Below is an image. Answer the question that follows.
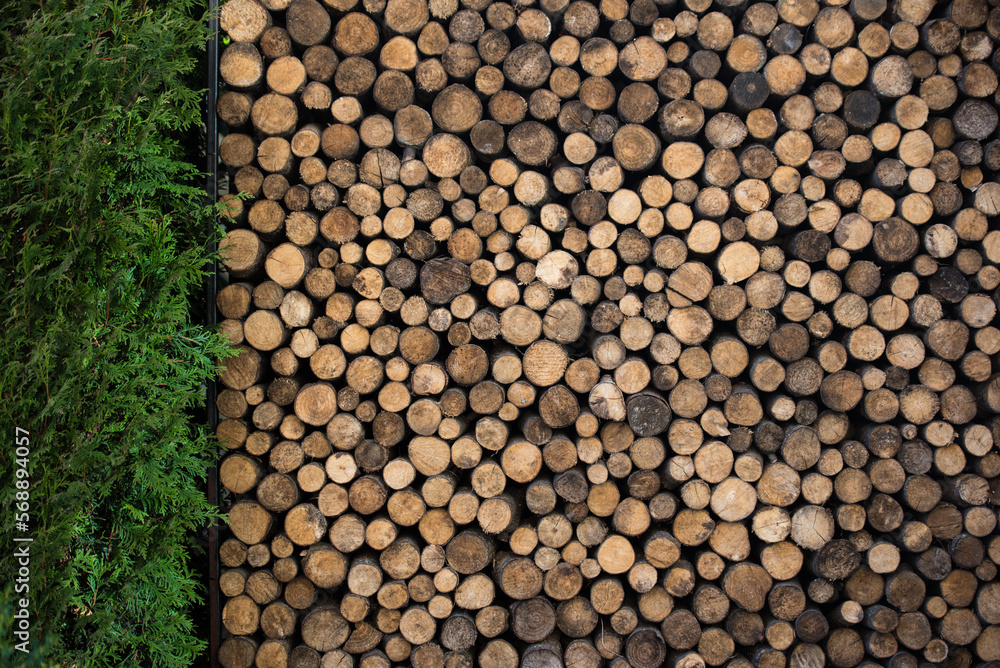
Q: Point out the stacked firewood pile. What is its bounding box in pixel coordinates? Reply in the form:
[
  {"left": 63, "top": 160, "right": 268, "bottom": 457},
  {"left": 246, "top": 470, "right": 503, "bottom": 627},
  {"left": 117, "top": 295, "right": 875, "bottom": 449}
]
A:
[{"left": 213, "top": 0, "right": 1000, "bottom": 665}]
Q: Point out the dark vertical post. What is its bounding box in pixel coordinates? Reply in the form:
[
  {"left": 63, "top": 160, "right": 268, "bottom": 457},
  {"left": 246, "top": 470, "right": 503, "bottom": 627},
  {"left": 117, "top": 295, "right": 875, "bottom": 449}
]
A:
[{"left": 205, "top": 0, "right": 221, "bottom": 665}]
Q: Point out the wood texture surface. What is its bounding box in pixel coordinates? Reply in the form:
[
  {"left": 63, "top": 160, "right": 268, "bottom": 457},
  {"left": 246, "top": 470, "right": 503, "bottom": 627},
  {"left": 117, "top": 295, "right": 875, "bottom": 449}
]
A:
[{"left": 216, "top": 0, "right": 1000, "bottom": 665}]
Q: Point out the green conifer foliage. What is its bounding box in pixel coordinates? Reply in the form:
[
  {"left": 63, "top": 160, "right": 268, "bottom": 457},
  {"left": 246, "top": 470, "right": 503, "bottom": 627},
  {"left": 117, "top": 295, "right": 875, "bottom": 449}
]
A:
[{"left": 0, "top": 2, "right": 230, "bottom": 665}]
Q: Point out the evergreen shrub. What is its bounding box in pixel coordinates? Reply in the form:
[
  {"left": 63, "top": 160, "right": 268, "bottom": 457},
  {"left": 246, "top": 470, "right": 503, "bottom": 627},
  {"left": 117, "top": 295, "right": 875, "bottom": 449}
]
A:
[{"left": 0, "top": 1, "right": 230, "bottom": 665}]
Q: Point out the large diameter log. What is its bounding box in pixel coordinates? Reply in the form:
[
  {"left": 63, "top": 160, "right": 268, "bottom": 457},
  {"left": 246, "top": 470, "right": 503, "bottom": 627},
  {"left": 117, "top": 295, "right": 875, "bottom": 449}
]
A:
[
  {"left": 293, "top": 382, "right": 337, "bottom": 426},
  {"left": 220, "top": 230, "right": 268, "bottom": 278},
  {"left": 228, "top": 500, "right": 273, "bottom": 545}
]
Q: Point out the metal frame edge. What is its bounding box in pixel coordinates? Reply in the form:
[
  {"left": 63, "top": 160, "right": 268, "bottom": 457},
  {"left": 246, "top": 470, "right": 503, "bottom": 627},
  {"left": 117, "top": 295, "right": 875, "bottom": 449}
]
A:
[{"left": 205, "top": 0, "right": 221, "bottom": 664}]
